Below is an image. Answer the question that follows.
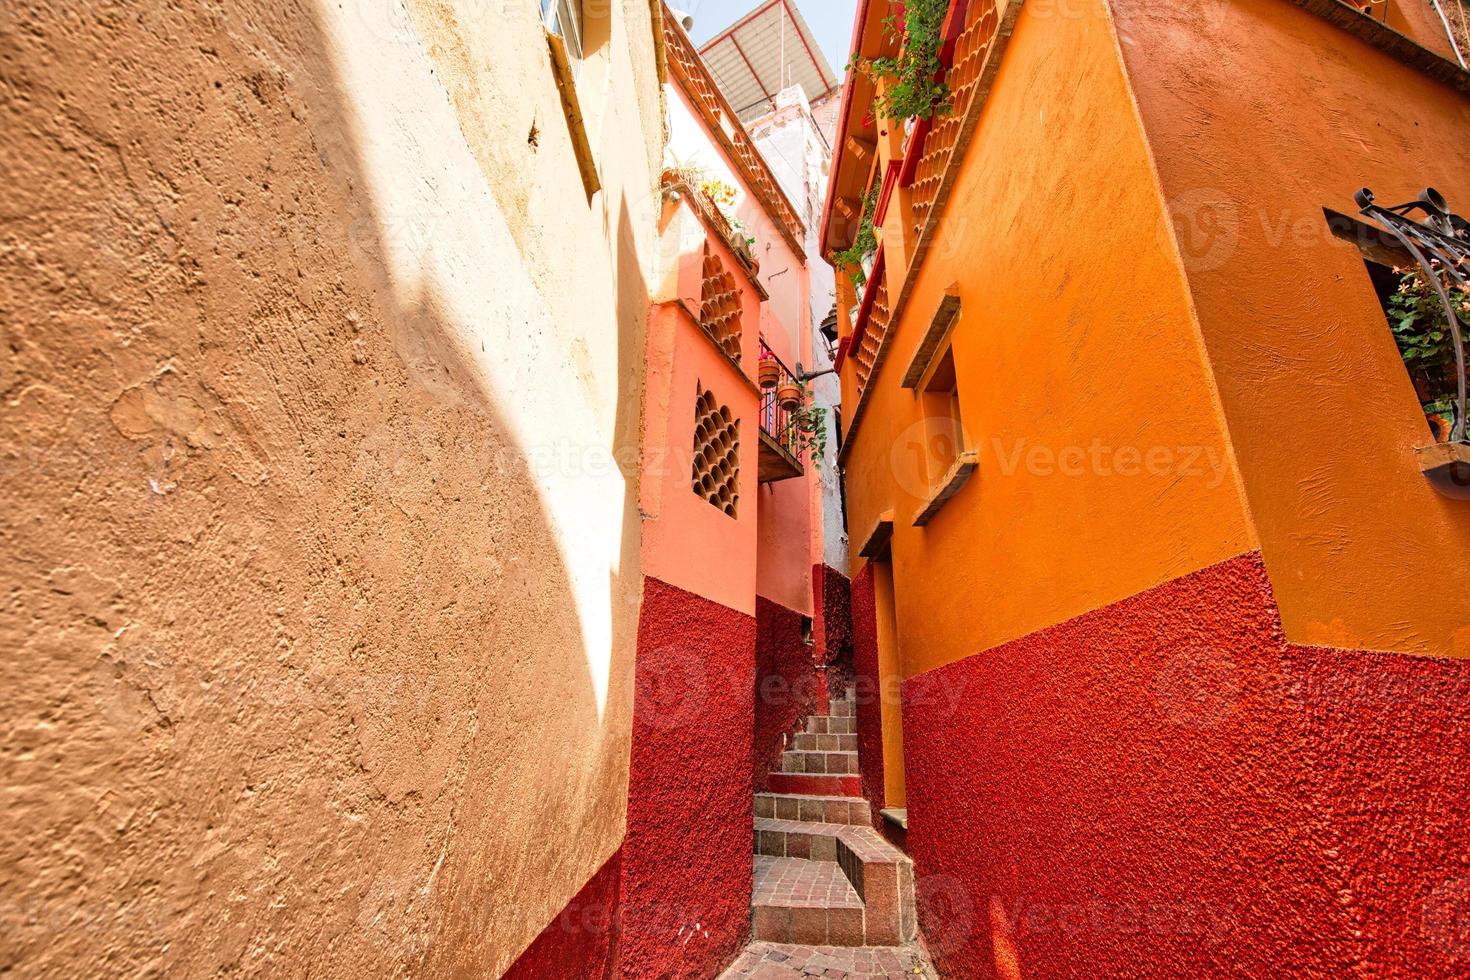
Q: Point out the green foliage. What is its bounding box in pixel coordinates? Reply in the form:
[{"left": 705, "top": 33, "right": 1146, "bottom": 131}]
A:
[
  {"left": 848, "top": 0, "right": 953, "bottom": 123},
  {"left": 1388, "top": 265, "right": 1470, "bottom": 387},
  {"left": 830, "top": 188, "right": 878, "bottom": 292},
  {"left": 790, "top": 383, "right": 829, "bottom": 471}
]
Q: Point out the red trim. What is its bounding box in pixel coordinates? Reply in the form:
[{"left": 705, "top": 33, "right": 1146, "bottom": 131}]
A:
[
  {"left": 874, "top": 159, "right": 904, "bottom": 224},
  {"left": 783, "top": 0, "right": 835, "bottom": 92},
  {"left": 897, "top": 118, "right": 931, "bottom": 188},
  {"left": 731, "top": 34, "right": 775, "bottom": 109},
  {"left": 897, "top": 0, "right": 970, "bottom": 189},
  {"left": 843, "top": 246, "right": 886, "bottom": 375},
  {"left": 699, "top": 0, "right": 782, "bottom": 51},
  {"left": 833, "top": 335, "right": 853, "bottom": 372},
  {"left": 818, "top": 0, "right": 876, "bottom": 254}
]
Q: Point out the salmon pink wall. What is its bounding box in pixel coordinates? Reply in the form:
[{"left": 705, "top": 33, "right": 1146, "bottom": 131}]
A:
[
  {"left": 1111, "top": 0, "right": 1470, "bottom": 657},
  {"left": 641, "top": 202, "right": 763, "bottom": 616}
]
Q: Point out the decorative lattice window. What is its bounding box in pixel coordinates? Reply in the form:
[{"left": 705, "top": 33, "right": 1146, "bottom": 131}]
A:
[
  {"left": 700, "top": 245, "right": 743, "bottom": 361},
  {"left": 691, "top": 385, "right": 740, "bottom": 517}
]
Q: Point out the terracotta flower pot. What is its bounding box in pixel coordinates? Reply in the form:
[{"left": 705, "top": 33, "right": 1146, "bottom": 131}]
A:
[
  {"left": 758, "top": 360, "right": 781, "bottom": 390},
  {"left": 777, "top": 383, "right": 802, "bottom": 413}
]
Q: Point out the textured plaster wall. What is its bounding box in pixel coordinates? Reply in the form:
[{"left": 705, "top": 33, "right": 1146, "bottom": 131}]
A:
[
  {"left": 1110, "top": 0, "right": 1470, "bottom": 658},
  {"left": 848, "top": 563, "right": 888, "bottom": 827},
  {"left": 753, "top": 596, "right": 819, "bottom": 791},
  {"left": 0, "top": 0, "right": 660, "bottom": 975},
  {"left": 621, "top": 576, "right": 755, "bottom": 979},
  {"left": 838, "top": 0, "right": 1255, "bottom": 676},
  {"left": 902, "top": 553, "right": 1470, "bottom": 979}
]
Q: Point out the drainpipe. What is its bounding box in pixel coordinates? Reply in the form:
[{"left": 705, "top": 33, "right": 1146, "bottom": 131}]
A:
[{"left": 1429, "top": 0, "right": 1468, "bottom": 68}]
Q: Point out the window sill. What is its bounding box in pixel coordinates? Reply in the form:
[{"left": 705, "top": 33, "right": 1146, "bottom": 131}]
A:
[
  {"left": 1417, "top": 442, "right": 1470, "bottom": 488},
  {"left": 913, "top": 451, "right": 979, "bottom": 527}
]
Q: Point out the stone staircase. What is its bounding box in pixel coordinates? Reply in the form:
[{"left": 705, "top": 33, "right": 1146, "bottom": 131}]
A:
[{"left": 748, "top": 692, "right": 917, "bottom": 948}]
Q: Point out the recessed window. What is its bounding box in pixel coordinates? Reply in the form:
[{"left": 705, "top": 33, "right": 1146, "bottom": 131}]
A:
[
  {"left": 920, "top": 347, "right": 964, "bottom": 485},
  {"left": 539, "top": 0, "right": 584, "bottom": 61}
]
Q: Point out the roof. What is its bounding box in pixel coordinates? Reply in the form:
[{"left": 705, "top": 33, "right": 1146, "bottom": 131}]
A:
[{"left": 697, "top": 0, "right": 840, "bottom": 124}]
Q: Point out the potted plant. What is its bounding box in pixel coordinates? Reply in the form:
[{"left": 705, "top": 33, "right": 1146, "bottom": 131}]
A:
[
  {"left": 758, "top": 349, "right": 781, "bottom": 390},
  {"left": 1388, "top": 262, "right": 1470, "bottom": 441},
  {"left": 846, "top": 0, "right": 955, "bottom": 123},
  {"left": 777, "top": 380, "right": 802, "bottom": 413}
]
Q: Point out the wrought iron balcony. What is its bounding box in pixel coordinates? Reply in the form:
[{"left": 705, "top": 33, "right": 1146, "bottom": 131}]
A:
[{"left": 758, "top": 339, "right": 805, "bottom": 483}]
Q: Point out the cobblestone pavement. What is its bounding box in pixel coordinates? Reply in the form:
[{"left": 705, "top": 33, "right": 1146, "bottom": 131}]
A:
[{"left": 716, "top": 941, "right": 939, "bottom": 979}]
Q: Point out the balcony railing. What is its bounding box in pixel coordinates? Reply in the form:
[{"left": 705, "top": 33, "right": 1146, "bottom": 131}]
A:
[{"left": 758, "top": 340, "right": 805, "bottom": 482}]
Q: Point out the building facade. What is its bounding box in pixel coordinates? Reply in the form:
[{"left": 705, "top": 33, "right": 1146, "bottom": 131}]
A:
[
  {"left": 823, "top": 0, "right": 1470, "bottom": 976},
  {"left": 2, "top": 0, "right": 666, "bottom": 976}
]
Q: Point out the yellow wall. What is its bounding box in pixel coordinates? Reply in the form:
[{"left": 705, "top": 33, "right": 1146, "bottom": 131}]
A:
[
  {"left": 842, "top": 0, "right": 1255, "bottom": 678},
  {"left": 0, "top": 0, "right": 662, "bottom": 975}
]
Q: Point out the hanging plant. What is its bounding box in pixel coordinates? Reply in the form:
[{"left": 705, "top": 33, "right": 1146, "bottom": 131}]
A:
[
  {"left": 847, "top": 0, "right": 954, "bottom": 123},
  {"left": 831, "top": 188, "right": 879, "bottom": 292},
  {"left": 1387, "top": 262, "right": 1470, "bottom": 439},
  {"left": 789, "top": 382, "right": 829, "bottom": 472}
]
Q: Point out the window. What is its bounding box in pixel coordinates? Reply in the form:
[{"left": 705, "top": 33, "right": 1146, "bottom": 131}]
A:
[
  {"left": 912, "top": 344, "right": 978, "bottom": 527},
  {"left": 920, "top": 347, "right": 964, "bottom": 483},
  {"left": 540, "top": 0, "right": 584, "bottom": 61}
]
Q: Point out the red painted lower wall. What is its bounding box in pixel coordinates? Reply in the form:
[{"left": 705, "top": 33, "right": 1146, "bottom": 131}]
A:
[
  {"left": 754, "top": 595, "right": 818, "bottom": 791},
  {"left": 813, "top": 565, "right": 854, "bottom": 714},
  {"left": 849, "top": 563, "right": 887, "bottom": 829},
  {"left": 620, "top": 576, "right": 755, "bottom": 979},
  {"left": 503, "top": 848, "right": 622, "bottom": 980},
  {"left": 901, "top": 552, "right": 1470, "bottom": 978}
]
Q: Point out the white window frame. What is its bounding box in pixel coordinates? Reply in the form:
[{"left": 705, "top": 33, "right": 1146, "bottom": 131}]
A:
[{"left": 539, "top": 0, "right": 584, "bottom": 61}]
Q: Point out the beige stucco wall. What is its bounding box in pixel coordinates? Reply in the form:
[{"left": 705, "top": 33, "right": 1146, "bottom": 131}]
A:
[{"left": 0, "top": 1, "right": 662, "bottom": 975}]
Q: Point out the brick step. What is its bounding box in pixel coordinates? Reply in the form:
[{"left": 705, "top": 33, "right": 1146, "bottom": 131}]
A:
[
  {"left": 828, "top": 699, "right": 854, "bottom": 718},
  {"left": 804, "top": 715, "right": 856, "bottom": 735},
  {"left": 751, "top": 826, "right": 917, "bottom": 946},
  {"left": 780, "top": 749, "right": 858, "bottom": 775},
  {"left": 756, "top": 792, "right": 869, "bottom": 826},
  {"left": 791, "top": 732, "right": 857, "bottom": 752},
  {"left": 767, "top": 771, "right": 862, "bottom": 797},
  {"left": 751, "top": 856, "right": 865, "bottom": 946}
]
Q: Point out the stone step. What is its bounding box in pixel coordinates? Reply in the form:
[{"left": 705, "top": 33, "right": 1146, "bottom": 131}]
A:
[
  {"left": 780, "top": 749, "right": 859, "bottom": 775},
  {"left": 828, "top": 699, "right": 855, "bottom": 718},
  {"left": 755, "top": 792, "right": 869, "bottom": 826},
  {"left": 791, "top": 732, "right": 857, "bottom": 752},
  {"left": 805, "top": 715, "right": 856, "bottom": 735},
  {"left": 767, "top": 772, "right": 863, "bottom": 798},
  {"left": 751, "top": 855, "right": 865, "bottom": 946},
  {"left": 751, "top": 825, "right": 917, "bottom": 947}
]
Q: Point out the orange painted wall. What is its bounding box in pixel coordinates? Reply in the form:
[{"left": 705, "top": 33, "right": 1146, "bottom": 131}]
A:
[
  {"left": 642, "top": 201, "right": 762, "bottom": 615},
  {"left": 1111, "top": 0, "right": 1470, "bottom": 658},
  {"left": 840, "top": 0, "right": 1256, "bottom": 677}
]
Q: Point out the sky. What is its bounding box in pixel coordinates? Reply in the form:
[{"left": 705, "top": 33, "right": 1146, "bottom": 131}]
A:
[{"left": 685, "top": 0, "right": 861, "bottom": 80}]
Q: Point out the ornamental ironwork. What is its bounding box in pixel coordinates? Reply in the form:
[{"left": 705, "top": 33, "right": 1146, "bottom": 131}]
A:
[{"left": 1355, "top": 187, "right": 1470, "bottom": 442}]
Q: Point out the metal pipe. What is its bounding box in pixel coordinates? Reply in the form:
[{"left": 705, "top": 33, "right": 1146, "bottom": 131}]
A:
[{"left": 1429, "top": 0, "right": 1468, "bottom": 69}]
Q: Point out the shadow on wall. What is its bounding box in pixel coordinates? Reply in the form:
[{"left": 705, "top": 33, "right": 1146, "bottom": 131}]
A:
[{"left": 0, "top": 0, "right": 648, "bottom": 975}]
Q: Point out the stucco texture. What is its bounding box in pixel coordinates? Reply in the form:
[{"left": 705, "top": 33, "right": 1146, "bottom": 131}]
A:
[
  {"left": 1, "top": 0, "right": 661, "bottom": 975},
  {"left": 621, "top": 576, "right": 755, "bottom": 980},
  {"left": 903, "top": 552, "right": 1470, "bottom": 978},
  {"left": 1110, "top": 0, "right": 1470, "bottom": 657},
  {"left": 753, "top": 595, "right": 820, "bottom": 791},
  {"left": 838, "top": 0, "right": 1256, "bottom": 677}
]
